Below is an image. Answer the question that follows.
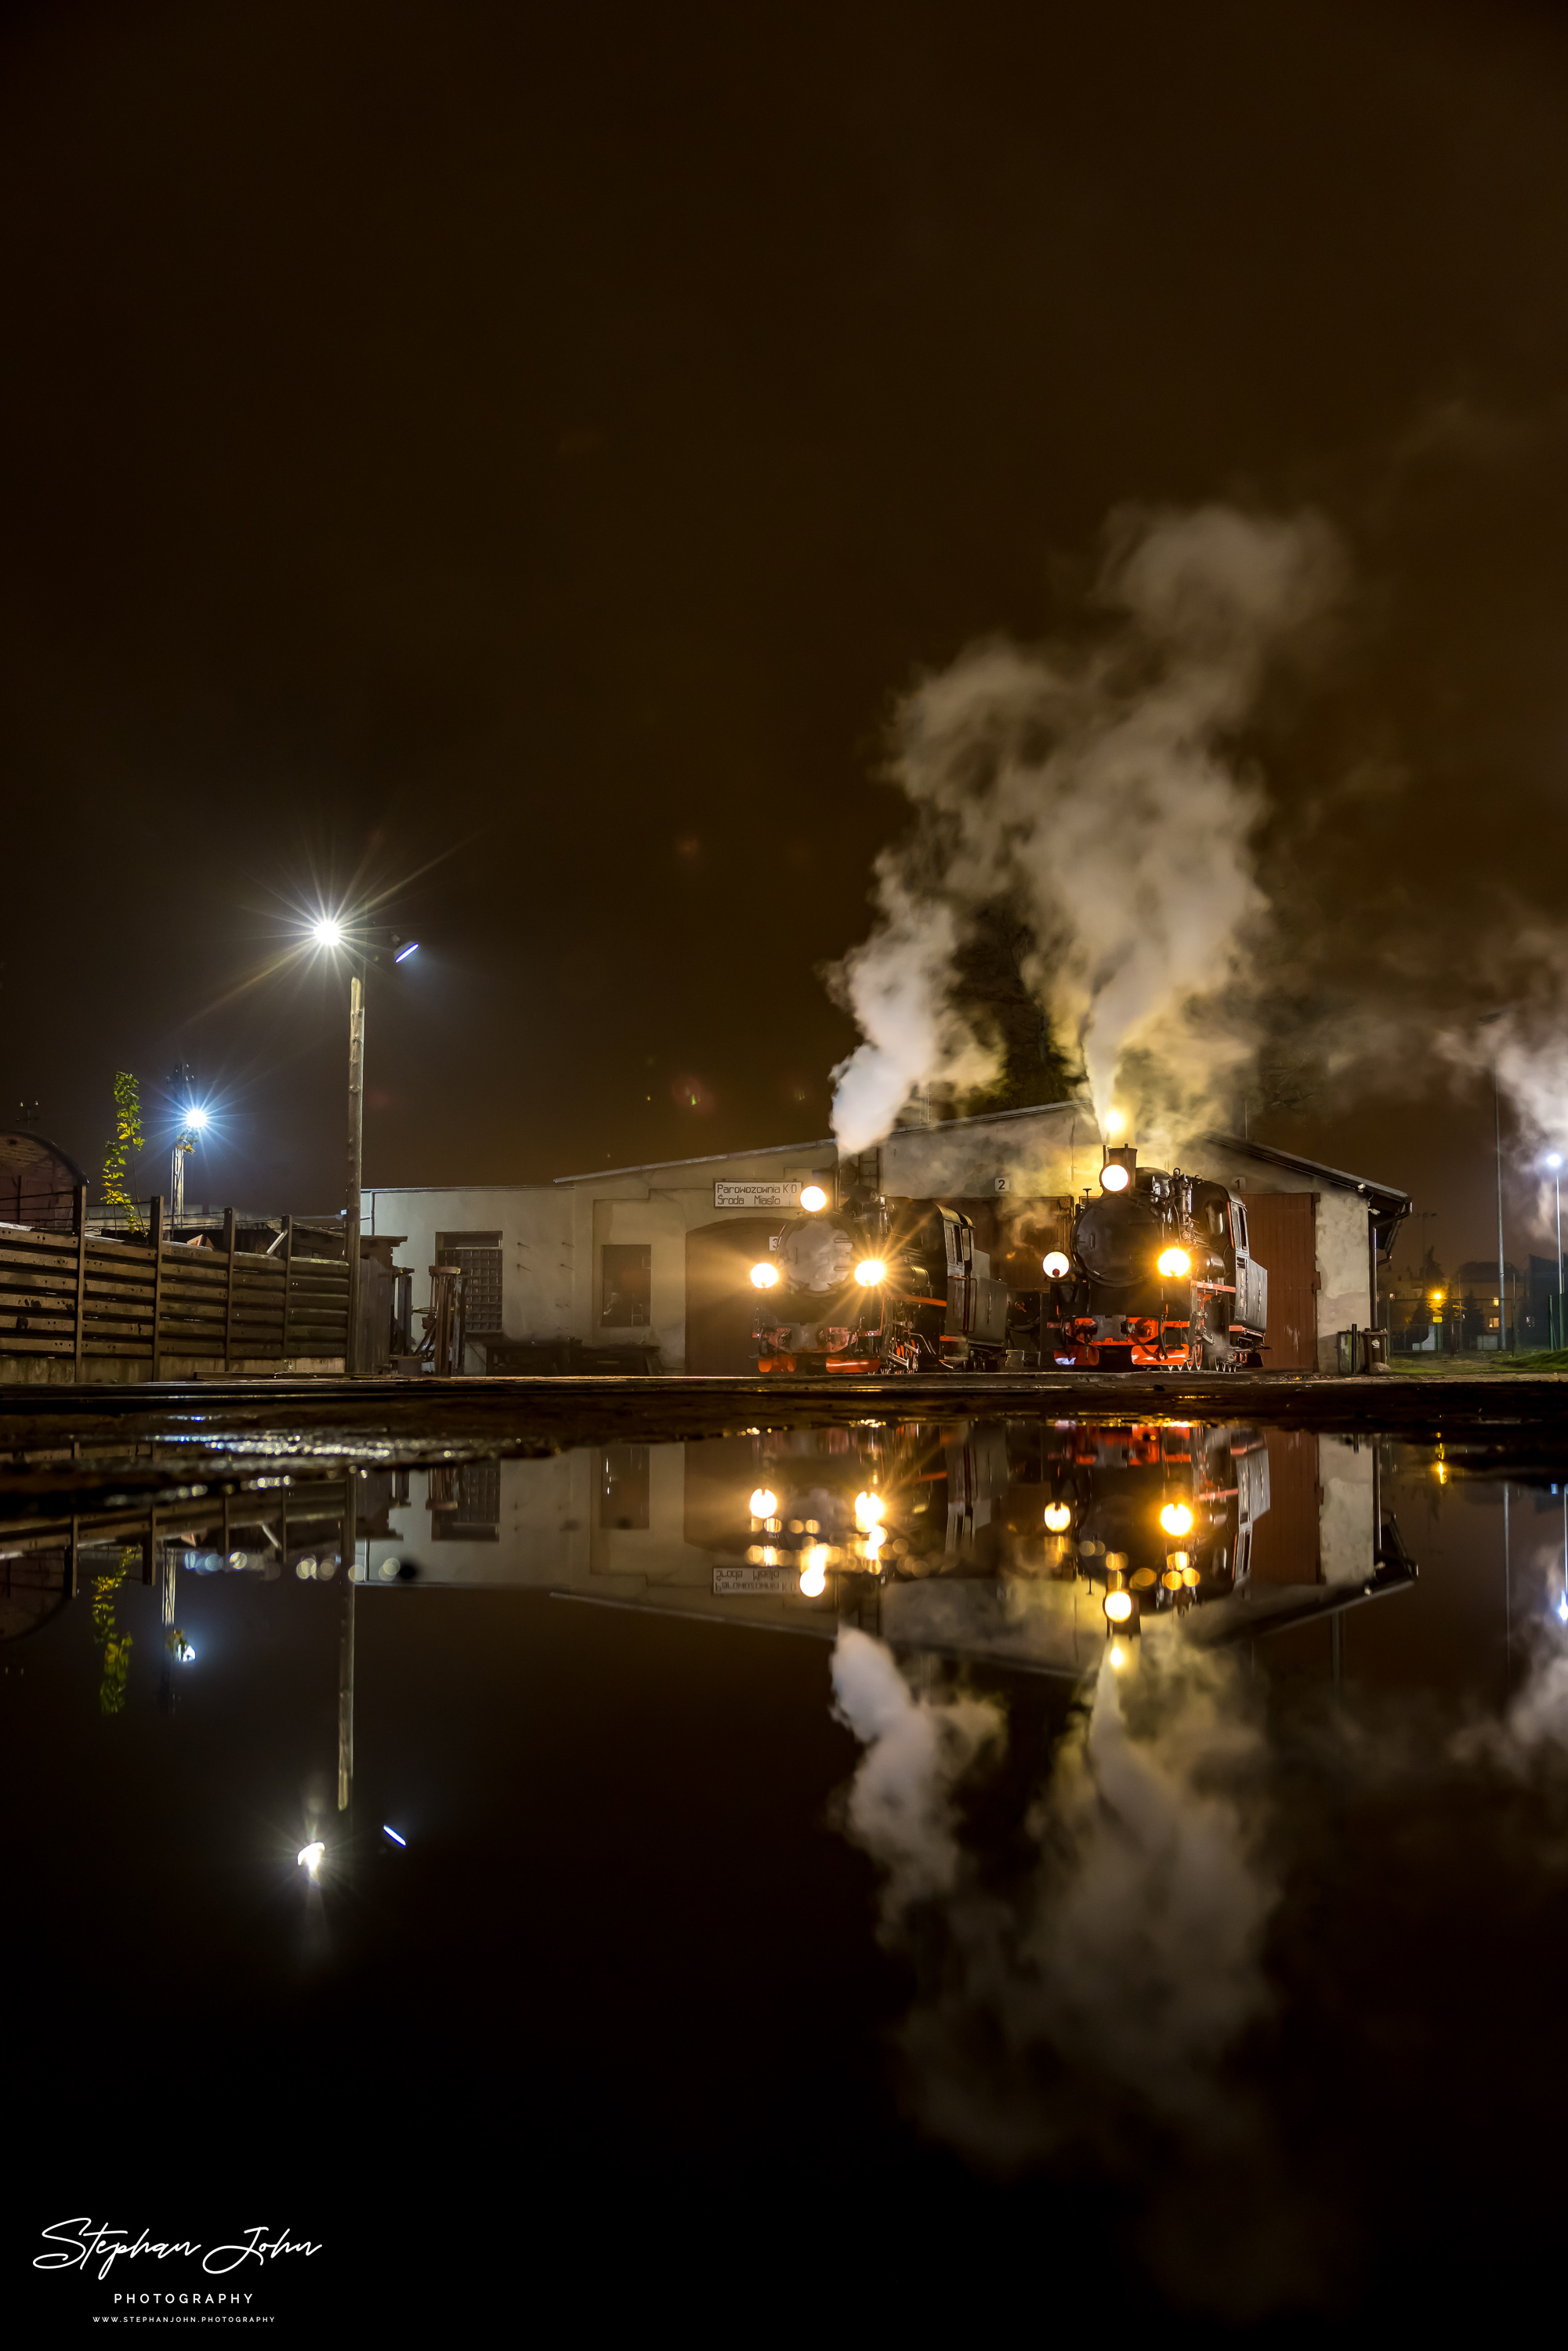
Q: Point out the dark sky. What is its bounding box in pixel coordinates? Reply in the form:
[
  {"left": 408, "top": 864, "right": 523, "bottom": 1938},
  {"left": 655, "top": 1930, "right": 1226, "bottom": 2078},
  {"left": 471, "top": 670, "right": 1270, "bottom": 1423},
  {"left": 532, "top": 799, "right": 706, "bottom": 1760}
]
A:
[{"left": 4, "top": 0, "right": 1568, "bottom": 1270}]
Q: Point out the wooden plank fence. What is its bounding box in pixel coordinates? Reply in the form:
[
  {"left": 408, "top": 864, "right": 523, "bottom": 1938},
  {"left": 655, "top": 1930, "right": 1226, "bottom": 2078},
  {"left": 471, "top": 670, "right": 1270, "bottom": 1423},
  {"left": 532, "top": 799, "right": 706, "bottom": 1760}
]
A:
[{"left": 0, "top": 1189, "right": 349, "bottom": 1378}]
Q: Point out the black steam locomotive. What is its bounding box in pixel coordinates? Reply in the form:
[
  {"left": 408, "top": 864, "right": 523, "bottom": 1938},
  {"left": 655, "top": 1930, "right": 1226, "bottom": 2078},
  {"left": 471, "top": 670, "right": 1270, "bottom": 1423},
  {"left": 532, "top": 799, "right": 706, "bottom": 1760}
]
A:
[{"left": 748, "top": 1147, "right": 1268, "bottom": 1375}]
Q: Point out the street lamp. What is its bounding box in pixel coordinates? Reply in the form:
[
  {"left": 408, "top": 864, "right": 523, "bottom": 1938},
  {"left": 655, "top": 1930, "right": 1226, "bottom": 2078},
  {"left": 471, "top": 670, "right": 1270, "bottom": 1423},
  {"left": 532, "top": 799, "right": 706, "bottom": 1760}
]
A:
[
  {"left": 1548, "top": 1154, "right": 1564, "bottom": 1347},
  {"left": 307, "top": 913, "right": 419, "bottom": 1375},
  {"left": 166, "top": 1060, "right": 211, "bottom": 1227}
]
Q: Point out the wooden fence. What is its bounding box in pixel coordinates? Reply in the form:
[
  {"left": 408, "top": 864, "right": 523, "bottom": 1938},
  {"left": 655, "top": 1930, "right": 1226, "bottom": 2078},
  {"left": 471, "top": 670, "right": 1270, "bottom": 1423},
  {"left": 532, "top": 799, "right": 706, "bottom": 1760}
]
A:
[{"left": 0, "top": 1189, "right": 349, "bottom": 1379}]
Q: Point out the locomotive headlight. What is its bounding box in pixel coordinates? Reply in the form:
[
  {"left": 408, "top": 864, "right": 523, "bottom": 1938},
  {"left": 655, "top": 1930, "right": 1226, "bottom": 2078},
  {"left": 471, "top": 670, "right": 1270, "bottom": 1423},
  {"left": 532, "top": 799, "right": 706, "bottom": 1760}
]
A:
[
  {"left": 749, "top": 1488, "right": 778, "bottom": 1518},
  {"left": 798, "top": 1545, "right": 829, "bottom": 1597},
  {"left": 854, "top": 1259, "right": 886, "bottom": 1287},
  {"left": 854, "top": 1491, "right": 885, "bottom": 1530},
  {"left": 1103, "top": 1588, "right": 1134, "bottom": 1624},
  {"left": 1159, "top": 1502, "right": 1195, "bottom": 1537},
  {"left": 799, "top": 1185, "right": 828, "bottom": 1213},
  {"left": 1041, "top": 1250, "right": 1071, "bottom": 1281},
  {"left": 1099, "top": 1163, "right": 1131, "bottom": 1193},
  {"left": 1043, "top": 1501, "right": 1072, "bottom": 1533},
  {"left": 1157, "top": 1246, "right": 1192, "bottom": 1279},
  {"left": 750, "top": 1262, "right": 779, "bottom": 1289}
]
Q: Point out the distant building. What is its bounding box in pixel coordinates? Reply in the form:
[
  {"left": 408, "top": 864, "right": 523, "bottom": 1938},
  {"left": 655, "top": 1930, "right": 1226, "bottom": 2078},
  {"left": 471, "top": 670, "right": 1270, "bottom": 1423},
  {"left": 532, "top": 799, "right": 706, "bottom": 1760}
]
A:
[
  {"left": 0, "top": 1128, "right": 88, "bottom": 1230},
  {"left": 364, "top": 1103, "right": 1409, "bottom": 1375}
]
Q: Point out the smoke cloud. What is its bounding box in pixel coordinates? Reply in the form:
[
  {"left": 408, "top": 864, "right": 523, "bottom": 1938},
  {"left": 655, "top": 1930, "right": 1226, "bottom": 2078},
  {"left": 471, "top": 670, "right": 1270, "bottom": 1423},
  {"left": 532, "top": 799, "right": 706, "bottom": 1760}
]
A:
[
  {"left": 828, "top": 504, "right": 1344, "bottom": 1158},
  {"left": 831, "top": 1628, "right": 1276, "bottom": 2167}
]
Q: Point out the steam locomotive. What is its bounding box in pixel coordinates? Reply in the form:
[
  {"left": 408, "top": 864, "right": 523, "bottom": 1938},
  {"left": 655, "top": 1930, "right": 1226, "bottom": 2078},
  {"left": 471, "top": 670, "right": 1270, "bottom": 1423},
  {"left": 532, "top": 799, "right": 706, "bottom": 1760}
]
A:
[{"left": 748, "top": 1148, "right": 1268, "bottom": 1375}]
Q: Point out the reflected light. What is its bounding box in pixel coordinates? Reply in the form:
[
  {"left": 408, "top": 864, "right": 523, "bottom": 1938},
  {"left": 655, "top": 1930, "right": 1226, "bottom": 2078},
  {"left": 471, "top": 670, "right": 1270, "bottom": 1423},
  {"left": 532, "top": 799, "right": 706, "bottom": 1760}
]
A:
[
  {"left": 297, "top": 1842, "right": 325, "bottom": 1875},
  {"left": 854, "top": 1491, "right": 885, "bottom": 1530},
  {"left": 1103, "top": 1588, "right": 1133, "bottom": 1624},
  {"left": 295, "top": 1556, "right": 318, "bottom": 1580},
  {"left": 1157, "top": 1247, "right": 1191, "bottom": 1279},
  {"left": 1549, "top": 1155, "right": 1564, "bottom": 1172},
  {"left": 393, "top": 940, "right": 419, "bottom": 963},
  {"left": 1558, "top": 1593, "right": 1568, "bottom": 1624},
  {"left": 798, "top": 1185, "right": 828, "bottom": 1213},
  {"left": 749, "top": 1487, "right": 778, "bottom": 1518},
  {"left": 854, "top": 1259, "right": 886, "bottom": 1286},
  {"left": 1041, "top": 1251, "right": 1071, "bottom": 1281},
  {"left": 750, "top": 1262, "right": 779, "bottom": 1289},
  {"left": 1043, "top": 1501, "right": 1072, "bottom": 1533},
  {"left": 798, "top": 1545, "right": 829, "bottom": 1597},
  {"left": 382, "top": 1826, "right": 407, "bottom": 1847},
  {"left": 1100, "top": 1163, "right": 1131, "bottom": 1194},
  {"left": 1159, "top": 1502, "right": 1194, "bottom": 1537},
  {"left": 1109, "top": 1642, "right": 1127, "bottom": 1669},
  {"left": 1105, "top": 1110, "right": 1127, "bottom": 1138},
  {"left": 312, "top": 918, "right": 344, "bottom": 947}
]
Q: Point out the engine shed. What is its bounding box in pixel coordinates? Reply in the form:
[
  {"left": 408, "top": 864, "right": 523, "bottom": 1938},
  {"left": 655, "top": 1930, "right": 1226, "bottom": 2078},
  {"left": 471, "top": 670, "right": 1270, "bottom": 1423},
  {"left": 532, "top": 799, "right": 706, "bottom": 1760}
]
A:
[{"left": 363, "top": 1102, "right": 1407, "bottom": 1375}]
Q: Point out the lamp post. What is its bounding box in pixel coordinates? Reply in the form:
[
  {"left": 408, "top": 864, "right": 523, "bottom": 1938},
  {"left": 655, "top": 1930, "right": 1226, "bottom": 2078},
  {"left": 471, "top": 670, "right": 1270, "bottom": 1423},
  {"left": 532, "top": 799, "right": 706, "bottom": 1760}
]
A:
[
  {"left": 166, "top": 1062, "right": 209, "bottom": 1230},
  {"left": 310, "top": 917, "right": 418, "bottom": 1377},
  {"left": 1548, "top": 1154, "right": 1564, "bottom": 1349}
]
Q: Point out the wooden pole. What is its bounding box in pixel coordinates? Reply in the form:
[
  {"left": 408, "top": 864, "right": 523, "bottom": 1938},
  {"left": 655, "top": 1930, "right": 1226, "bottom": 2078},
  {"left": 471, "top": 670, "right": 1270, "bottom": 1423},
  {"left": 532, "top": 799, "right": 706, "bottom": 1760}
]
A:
[
  {"left": 72, "top": 1183, "right": 87, "bottom": 1383},
  {"left": 223, "top": 1206, "right": 236, "bottom": 1370},
  {"left": 337, "top": 1473, "right": 356, "bottom": 1812},
  {"left": 346, "top": 973, "right": 364, "bottom": 1376},
  {"left": 150, "top": 1195, "right": 166, "bottom": 1380}
]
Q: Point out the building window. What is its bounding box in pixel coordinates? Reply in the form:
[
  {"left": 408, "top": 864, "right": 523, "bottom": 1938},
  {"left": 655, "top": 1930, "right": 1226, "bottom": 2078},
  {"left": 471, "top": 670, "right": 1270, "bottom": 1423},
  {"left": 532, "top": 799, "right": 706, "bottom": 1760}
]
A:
[
  {"left": 436, "top": 1230, "right": 502, "bottom": 1335},
  {"left": 428, "top": 1462, "right": 501, "bottom": 1541},
  {"left": 599, "top": 1445, "right": 650, "bottom": 1529},
  {"left": 600, "top": 1243, "right": 651, "bottom": 1327}
]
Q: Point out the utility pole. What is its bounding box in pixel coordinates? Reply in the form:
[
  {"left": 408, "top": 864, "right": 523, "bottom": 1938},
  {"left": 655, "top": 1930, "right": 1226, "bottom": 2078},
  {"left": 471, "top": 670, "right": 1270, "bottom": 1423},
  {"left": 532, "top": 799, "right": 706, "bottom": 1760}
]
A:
[{"left": 346, "top": 976, "right": 364, "bottom": 1377}]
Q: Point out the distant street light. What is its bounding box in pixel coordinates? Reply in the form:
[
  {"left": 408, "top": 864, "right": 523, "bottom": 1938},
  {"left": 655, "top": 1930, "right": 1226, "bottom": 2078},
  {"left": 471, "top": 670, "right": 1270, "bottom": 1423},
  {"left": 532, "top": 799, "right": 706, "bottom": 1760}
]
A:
[{"left": 1548, "top": 1154, "right": 1565, "bottom": 1345}]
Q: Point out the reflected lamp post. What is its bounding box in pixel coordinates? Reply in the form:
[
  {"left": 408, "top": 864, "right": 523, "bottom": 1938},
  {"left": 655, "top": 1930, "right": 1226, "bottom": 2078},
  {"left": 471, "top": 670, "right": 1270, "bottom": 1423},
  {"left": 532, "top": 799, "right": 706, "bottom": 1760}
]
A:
[{"left": 1548, "top": 1154, "right": 1564, "bottom": 1347}]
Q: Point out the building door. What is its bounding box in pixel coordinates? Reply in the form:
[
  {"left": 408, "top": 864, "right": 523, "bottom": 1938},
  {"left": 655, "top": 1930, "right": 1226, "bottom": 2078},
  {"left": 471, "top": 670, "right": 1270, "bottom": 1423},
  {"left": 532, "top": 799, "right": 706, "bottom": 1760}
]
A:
[
  {"left": 685, "top": 1219, "right": 785, "bottom": 1374},
  {"left": 1241, "top": 1190, "right": 1318, "bottom": 1371}
]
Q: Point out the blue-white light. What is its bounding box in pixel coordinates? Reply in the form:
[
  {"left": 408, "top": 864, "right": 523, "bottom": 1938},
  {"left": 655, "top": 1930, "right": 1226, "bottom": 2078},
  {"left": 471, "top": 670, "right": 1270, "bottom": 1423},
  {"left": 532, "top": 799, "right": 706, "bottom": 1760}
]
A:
[
  {"left": 393, "top": 940, "right": 419, "bottom": 963},
  {"left": 1558, "top": 1594, "right": 1568, "bottom": 1625},
  {"left": 382, "top": 1825, "right": 407, "bottom": 1847}
]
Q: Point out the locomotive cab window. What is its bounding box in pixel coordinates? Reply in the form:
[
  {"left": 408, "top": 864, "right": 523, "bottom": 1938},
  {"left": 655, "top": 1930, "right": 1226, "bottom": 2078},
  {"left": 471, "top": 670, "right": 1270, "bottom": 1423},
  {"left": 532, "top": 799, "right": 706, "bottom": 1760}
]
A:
[
  {"left": 1231, "top": 1203, "right": 1249, "bottom": 1251},
  {"left": 600, "top": 1244, "right": 652, "bottom": 1327}
]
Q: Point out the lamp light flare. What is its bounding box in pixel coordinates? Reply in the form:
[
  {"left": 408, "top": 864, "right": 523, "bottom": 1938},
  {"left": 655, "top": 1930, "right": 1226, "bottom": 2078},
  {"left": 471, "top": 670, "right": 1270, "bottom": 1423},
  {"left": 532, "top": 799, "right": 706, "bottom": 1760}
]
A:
[
  {"left": 1104, "top": 1110, "right": 1127, "bottom": 1138},
  {"left": 393, "top": 941, "right": 419, "bottom": 963},
  {"left": 853, "top": 1491, "right": 885, "bottom": 1530},
  {"left": 1043, "top": 1501, "right": 1072, "bottom": 1533},
  {"left": 1159, "top": 1502, "right": 1195, "bottom": 1537},
  {"left": 312, "top": 918, "right": 344, "bottom": 947},
  {"left": 749, "top": 1487, "right": 778, "bottom": 1518},
  {"left": 1548, "top": 1154, "right": 1564, "bottom": 1171},
  {"left": 1041, "top": 1250, "right": 1071, "bottom": 1281},
  {"left": 185, "top": 1105, "right": 209, "bottom": 1131},
  {"left": 297, "top": 1841, "right": 325, "bottom": 1875},
  {"left": 854, "top": 1259, "right": 886, "bottom": 1287},
  {"left": 1103, "top": 1588, "right": 1134, "bottom": 1624},
  {"left": 798, "top": 1185, "right": 828, "bottom": 1213},
  {"left": 1099, "top": 1163, "right": 1131, "bottom": 1194},
  {"left": 382, "top": 1826, "right": 407, "bottom": 1847},
  {"left": 798, "top": 1545, "right": 829, "bottom": 1598},
  {"left": 1157, "top": 1246, "right": 1191, "bottom": 1278},
  {"left": 750, "top": 1262, "right": 779, "bottom": 1290}
]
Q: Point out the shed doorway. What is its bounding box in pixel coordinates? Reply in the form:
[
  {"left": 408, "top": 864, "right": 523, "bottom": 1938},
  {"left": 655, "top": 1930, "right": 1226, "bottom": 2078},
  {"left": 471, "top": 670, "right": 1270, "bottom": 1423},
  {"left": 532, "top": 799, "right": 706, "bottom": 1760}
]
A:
[{"left": 685, "top": 1219, "right": 782, "bottom": 1374}]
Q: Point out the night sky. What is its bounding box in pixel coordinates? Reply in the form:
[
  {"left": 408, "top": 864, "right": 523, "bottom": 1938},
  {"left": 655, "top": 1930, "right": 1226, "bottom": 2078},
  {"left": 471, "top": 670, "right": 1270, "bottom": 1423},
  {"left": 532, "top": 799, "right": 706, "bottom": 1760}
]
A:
[{"left": 5, "top": 0, "right": 1568, "bottom": 1273}]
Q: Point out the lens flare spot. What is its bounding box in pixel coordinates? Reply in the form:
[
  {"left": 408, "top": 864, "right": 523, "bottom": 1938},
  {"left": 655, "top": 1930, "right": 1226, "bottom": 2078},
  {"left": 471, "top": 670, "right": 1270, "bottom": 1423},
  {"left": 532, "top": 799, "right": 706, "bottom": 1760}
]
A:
[{"left": 1159, "top": 1502, "right": 1194, "bottom": 1537}]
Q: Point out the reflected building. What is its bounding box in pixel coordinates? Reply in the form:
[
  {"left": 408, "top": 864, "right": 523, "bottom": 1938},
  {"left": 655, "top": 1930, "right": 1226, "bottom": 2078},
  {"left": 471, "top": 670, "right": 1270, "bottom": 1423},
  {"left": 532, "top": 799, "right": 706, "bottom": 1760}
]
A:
[{"left": 353, "top": 1421, "right": 1412, "bottom": 1676}]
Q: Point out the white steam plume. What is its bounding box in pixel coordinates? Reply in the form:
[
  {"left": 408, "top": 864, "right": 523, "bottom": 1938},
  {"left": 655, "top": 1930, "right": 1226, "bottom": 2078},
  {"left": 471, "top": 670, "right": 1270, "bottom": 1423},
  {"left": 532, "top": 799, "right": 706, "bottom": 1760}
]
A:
[
  {"left": 831, "top": 1627, "right": 1276, "bottom": 2154},
  {"left": 828, "top": 505, "right": 1344, "bottom": 1157}
]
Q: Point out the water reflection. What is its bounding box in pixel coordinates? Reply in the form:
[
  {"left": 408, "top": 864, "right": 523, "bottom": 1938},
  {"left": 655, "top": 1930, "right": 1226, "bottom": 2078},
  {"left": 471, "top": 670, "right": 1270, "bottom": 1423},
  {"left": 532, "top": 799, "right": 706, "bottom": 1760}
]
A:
[
  {"left": 8, "top": 1410, "right": 1568, "bottom": 2320},
  {"left": 348, "top": 1419, "right": 1414, "bottom": 1676}
]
